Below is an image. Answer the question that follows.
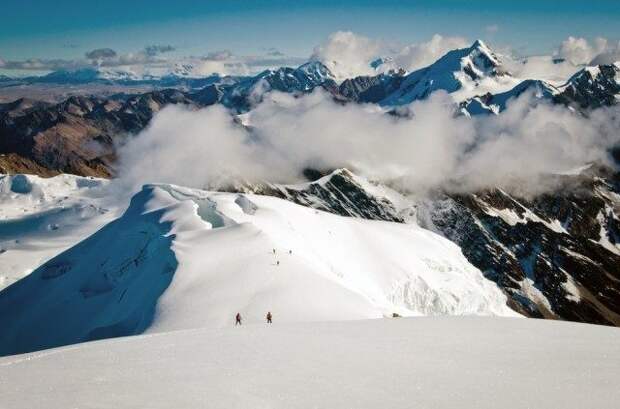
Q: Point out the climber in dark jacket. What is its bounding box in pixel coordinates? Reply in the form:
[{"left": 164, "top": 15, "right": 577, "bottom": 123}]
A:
[
  {"left": 266, "top": 311, "right": 273, "bottom": 324},
  {"left": 235, "top": 313, "right": 242, "bottom": 325}
]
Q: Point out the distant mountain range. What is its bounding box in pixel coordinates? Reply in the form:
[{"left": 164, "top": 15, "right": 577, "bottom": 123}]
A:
[
  {"left": 1, "top": 40, "right": 620, "bottom": 332},
  {"left": 1, "top": 40, "right": 619, "bottom": 178},
  {"left": 2, "top": 40, "right": 619, "bottom": 113}
]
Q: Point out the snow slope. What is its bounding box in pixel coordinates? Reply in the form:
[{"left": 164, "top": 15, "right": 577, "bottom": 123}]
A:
[
  {"left": 0, "top": 174, "right": 117, "bottom": 290},
  {"left": 1, "top": 317, "right": 618, "bottom": 409},
  {"left": 0, "top": 183, "right": 517, "bottom": 356},
  {"left": 381, "top": 40, "right": 518, "bottom": 106}
]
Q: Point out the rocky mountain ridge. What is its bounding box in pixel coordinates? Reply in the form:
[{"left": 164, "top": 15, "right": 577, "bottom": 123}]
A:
[{"left": 238, "top": 167, "right": 620, "bottom": 325}]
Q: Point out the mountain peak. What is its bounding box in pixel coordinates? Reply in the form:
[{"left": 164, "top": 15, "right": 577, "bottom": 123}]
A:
[
  {"left": 296, "top": 60, "right": 335, "bottom": 81},
  {"left": 465, "top": 39, "right": 500, "bottom": 67},
  {"left": 470, "top": 39, "right": 488, "bottom": 50}
]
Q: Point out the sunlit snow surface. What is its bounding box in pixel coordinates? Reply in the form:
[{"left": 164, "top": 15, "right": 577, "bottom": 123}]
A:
[
  {"left": 1, "top": 317, "right": 619, "bottom": 409},
  {"left": 0, "top": 174, "right": 118, "bottom": 289},
  {"left": 0, "top": 177, "right": 517, "bottom": 356}
]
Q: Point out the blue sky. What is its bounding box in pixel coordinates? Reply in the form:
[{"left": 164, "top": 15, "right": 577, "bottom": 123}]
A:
[{"left": 1, "top": 0, "right": 619, "bottom": 61}]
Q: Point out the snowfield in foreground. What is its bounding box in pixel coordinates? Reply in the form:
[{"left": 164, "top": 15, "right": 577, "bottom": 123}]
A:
[
  {"left": 1, "top": 317, "right": 619, "bottom": 409},
  {"left": 0, "top": 181, "right": 517, "bottom": 356}
]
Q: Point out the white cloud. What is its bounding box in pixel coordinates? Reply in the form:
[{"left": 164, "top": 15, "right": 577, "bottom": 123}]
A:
[
  {"left": 486, "top": 25, "right": 499, "bottom": 34},
  {"left": 116, "top": 89, "right": 620, "bottom": 196},
  {"left": 0, "top": 46, "right": 303, "bottom": 77},
  {"left": 311, "top": 31, "right": 469, "bottom": 81},
  {"left": 501, "top": 36, "right": 620, "bottom": 85},
  {"left": 503, "top": 55, "right": 580, "bottom": 84},
  {"left": 556, "top": 36, "right": 620, "bottom": 66},
  {"left": 557, "top": 36, "right": 607, "bottom": 65},
  {"left": 390, "top": 34, "right": 469, "bottom": 73},
  {"left": 311, "top": 31, "right": 384, "bottom": 80},
  {"left": 589, "top": 42, "right": 620, "bottom": 65}
]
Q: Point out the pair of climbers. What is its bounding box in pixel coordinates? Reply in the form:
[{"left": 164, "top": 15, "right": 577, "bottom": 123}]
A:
[
  {"left": 272, "top": 248, "right": 293, "bottom": 255},
  {"left": 235, "top": 312, "right": 273, "bottom": 325}
]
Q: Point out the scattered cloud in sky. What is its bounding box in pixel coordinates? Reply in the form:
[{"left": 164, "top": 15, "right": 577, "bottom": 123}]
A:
[
  {"left": 310, "top": 32, "right": 619, "bottom": 85},
  {"left": 0, "top": 57, "right": 82, "bottom": 72},
  {"left": 485, "top": 24, "right": 499, "bottom": 34},
  {"left": 0, "top": 46, "right": 303, "bottom": 77},
  {"left": 85, "top": 48, "right": 118, "bottom": 60},
  {"left": 144, "top": 45, "right": 176, "bottom": 57},
  {"left": 390, "top": 34, "right": 469, "bottom": 73},
  {"left": 502, "top": 55, "right": 579, "bottom": 84},
  {"left": 310, "top": 31, "right": 384, "bottom": 80},
  {"left": 499, "top": 35, "right": 620, "bottom": 84},
  {"left": 266, "top": 48, "right": 286, "bottom": 57},
  {"left": 1, "top": 32, "right": 619, "bottom": 81},
  {"left": 586, "top": 38, "right": 620, "bottom": 66},
  {"left": 557, "top": 36, "right": 607, "bottom": 65},
  {"left": 311, "top": 31, "right": 469, "bottom": 80},
  {"left": 553, "top": 36, "right": 620, "bottom": 66}
]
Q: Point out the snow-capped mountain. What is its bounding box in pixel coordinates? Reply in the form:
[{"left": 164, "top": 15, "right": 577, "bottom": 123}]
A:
[
  {"left": 220, "top": 61, "right": 336, "bottom": 110},
  {"left": 1, "top": 40, "right": 620, "bottom": 347},
  {"left": 238, "top": 167, "right": 620, "bottom": 325},
  {"left": 556, "top": 63, "right": 620, "bottom": 108},
  {"left": 370, "top": 56, "right": 394, "bottom": 71},
  {"left": 337, "top": 71, "right": 407, "bottom": 103},
  {"left": 459, "top": 62, "right": 620, "bottom": 115},
  {"left": 1, "top": 165, "right": 620, "bottom": 357},
  {"left": 3, "top": 41, "right": 618, "bottom": 116},
  {"left": 33, "top": 67, "right": 151, "bottom": 84},
  {"left": 0, "top": 176, "right": 516, "bottom": 356},
  {"left": 1, "top": 42, "right": 620, "bottom": 179},
  {"left": 379, "top": 40, "right": 512, "bottom": 106},
  {"left": 5, "top": 66, "right": 223, "bottom": 90},
  {"left": 460, "top": 79, "right": 560, "bottom": 115}
]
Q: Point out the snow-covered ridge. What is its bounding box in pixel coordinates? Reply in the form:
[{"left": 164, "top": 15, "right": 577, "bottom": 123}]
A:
[
  {"left": 0, "top": 182, "right": 517, "bottom": 356},
  {"left": 380, "top": 40, "right": 516, "bottom": 106}
]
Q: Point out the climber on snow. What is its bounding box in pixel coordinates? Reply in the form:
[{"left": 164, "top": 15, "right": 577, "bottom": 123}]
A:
[
  {"left": 235, "top": 313, "right": 242, "bottom": 325},
  {"left": 266, "top": 311, "right": 273, "bottom": 324}
]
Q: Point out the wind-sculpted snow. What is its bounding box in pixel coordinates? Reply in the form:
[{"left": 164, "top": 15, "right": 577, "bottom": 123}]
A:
[
  {"left": 0, "top": 174, "right": 116, "bottom": 290},
  {"left": 0, "top": 186, "right": 178, "bottom": 356},
  {"left": 0, "top": 182, "right": 517, "bottom": 355},
  {"left": 1, "top": 317, "right": 619, "bottom": 409}
]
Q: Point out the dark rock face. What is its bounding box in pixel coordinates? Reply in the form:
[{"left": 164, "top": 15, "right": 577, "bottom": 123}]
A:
[
  {"left": 556, "top": 64, "right": 620, "bottom": 109},
  {"left": 241, "top": 169, "right": 403, "bottom": 222},
  {"left": 0, "top": 62, "right": 338, "bottom": 177},
  {"left": 419, "top": 174, "right": 620, "bottom": 325},
  {"left": 460, "top": 64, "right": 620, "bottom": 116},
  {"left": 338, "top": 72, "right": 406, "bottom": 103},
  {"left": 0, "top": 91, "right": 199, "bottom": 177},
  {"left": 219, "top": 62, "right": 336, "bottom": 112},
  {"left": 244, "top": 167, "right": 620, "bottom": 326}
]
